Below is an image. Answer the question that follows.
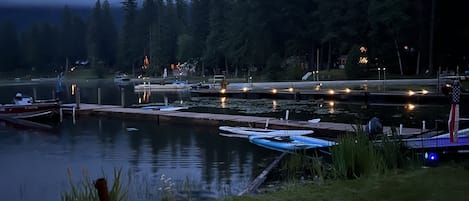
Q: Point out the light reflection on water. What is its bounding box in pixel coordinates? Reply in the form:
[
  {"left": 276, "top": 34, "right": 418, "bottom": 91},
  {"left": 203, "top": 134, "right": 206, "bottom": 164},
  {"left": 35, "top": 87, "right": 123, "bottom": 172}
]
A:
[
  {"left": 0, "top": 79, "right": 460, "bottom": 129},
  {"left": 0, "top": 117, "right": 274, "bottom": 201}
]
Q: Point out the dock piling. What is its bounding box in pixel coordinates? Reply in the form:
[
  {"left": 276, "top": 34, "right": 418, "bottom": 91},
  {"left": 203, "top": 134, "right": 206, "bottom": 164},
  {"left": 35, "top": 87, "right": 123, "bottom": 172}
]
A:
[
  {"left": 72, "top": 107, "right": 76, "bottom": 124},
  {"left": 59, "top": 107, "right": 63, "bottom": 122},
  {"left": 120, "top": 88, "right": 125, "bottom": 107},
  {"left": 33, "top": 88, "right": 37, "bottom": 101},
  {"left": 98, "top": 88, "right": 101, "bottom": 105},
  {"left": 94, "top": 178, "right": 110, "bottom": 201},
  {"left": 76, "top": 87, "right": 80, "bottom": 109}
]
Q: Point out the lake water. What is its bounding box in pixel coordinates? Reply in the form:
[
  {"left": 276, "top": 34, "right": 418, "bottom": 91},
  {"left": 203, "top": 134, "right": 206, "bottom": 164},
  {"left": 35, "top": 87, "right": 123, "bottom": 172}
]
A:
[
  {"left": 0, "top": 79, "right": 466, "bottom": 200},
  {"left": 0, "top": 115, "right": 277, "bottom": 201}
]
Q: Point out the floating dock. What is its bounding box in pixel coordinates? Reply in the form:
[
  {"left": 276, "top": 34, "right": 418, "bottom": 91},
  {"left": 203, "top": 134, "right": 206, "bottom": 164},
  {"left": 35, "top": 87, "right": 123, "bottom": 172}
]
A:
[
  {"left": 61, "top": 103, "right": 423, "bottom": 137},
  {"left": 190, "top": 88, "right": 463, "bottom": 105}
]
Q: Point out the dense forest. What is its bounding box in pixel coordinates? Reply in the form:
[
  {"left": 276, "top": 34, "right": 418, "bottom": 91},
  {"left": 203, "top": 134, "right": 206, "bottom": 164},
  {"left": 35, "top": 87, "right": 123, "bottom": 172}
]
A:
[{"left": 0, "top": 0, "right": 467, "bottom": 80}]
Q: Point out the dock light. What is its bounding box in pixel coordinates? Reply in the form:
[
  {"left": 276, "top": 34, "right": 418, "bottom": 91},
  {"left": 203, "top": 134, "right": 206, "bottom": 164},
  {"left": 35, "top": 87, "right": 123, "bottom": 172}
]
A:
[
  {"left": 424, "top": 152, "right": 439, "bottom": 166},
  {"left": 328, "top": 89, "right": 335, "bottom": 95},
  {"left": 408, "top": 90, "right": 415, "bottom": 96},
  {"left": 406, "top": 103, "right": 415, "bottom": 111},
  {"left": 421, "top": 89, "right": 429, "bottom": 95},
  {"left": 272, "top": 88, "right": 278, "bottom": 94},
  {"left": 220, "top": 88, "right": 226, "bottom": 94},
  {"left": 242, "top": 87, "right": 249, "bottom": 92},
  {"left": 288, "top": 87, "right": 294, "bottom": 92},
  {"left": 345, "top": 88, "right": 351, "bottom": 93},
  {"left": 425, "top": 152, "right": 438, "bottom": 161},
  {"left": 315, "top": 85, "right": 321, "bottom": 91},
  {"left": 329, "top": 101, "right": 335, "bottom": 107}
]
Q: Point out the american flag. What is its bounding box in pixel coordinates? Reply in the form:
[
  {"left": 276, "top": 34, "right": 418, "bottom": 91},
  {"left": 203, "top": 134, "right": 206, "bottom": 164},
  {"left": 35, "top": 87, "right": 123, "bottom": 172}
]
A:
[{"left": 448, "top": 80, "right": 460, "bottom": 143}]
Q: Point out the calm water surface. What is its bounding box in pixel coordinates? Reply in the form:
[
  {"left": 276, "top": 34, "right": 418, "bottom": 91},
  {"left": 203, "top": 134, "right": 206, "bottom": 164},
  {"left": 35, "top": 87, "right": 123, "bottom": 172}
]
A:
[{"left": 0, "top": 116, "right": 274, "bottom": 201}]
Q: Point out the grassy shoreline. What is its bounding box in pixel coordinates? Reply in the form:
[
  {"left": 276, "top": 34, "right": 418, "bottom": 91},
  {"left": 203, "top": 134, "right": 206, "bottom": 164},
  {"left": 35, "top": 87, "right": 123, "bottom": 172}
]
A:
[{"left": 224, "top": 162, "right": 469, "bottom": 201}]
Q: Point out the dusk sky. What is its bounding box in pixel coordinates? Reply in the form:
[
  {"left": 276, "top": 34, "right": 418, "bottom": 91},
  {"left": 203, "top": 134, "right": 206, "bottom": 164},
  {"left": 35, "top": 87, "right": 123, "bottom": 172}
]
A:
[{"left": 3, "top": 0, "right": 141, "bottom": 7}]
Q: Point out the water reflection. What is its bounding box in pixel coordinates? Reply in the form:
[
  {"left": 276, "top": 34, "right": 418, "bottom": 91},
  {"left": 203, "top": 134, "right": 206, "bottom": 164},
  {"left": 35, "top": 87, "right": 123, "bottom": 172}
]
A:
[{"left": 0, "top": 116, "right": 272, "bottom": 201}]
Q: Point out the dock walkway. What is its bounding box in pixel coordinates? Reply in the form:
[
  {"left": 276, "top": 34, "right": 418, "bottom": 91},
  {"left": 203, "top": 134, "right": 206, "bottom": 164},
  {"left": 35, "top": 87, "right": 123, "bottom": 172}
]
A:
[{"left": 62, "top": 103, "right": 423, "bottom": 136}]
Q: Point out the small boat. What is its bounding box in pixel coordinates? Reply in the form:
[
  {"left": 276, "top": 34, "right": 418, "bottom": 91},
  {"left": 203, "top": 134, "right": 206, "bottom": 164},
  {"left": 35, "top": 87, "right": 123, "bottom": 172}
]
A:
[
  {"left": 249, "top": 135, "right": 336, "bottom": 153},
  {"left": 219, "top": 126, "right": 313, "bottom": 138},
  {"left": 134, "top": 81, "right": 188, "bottom": 91},
  {"left": 114, "top": 74, "right": 131, "bottom": 82},
  {"left": 141, "top": 105, "right": 189, "bottom": 111},
  {"left": 0, "top": 93, "right": 60, "bottom": 119}
]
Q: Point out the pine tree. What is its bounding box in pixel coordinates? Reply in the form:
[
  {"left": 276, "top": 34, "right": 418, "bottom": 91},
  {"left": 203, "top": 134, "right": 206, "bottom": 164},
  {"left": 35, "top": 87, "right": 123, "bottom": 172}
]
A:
[
  {"left": 101, "top": 0, "right": 117, "bottom": 67},
  {"left": 119, "top": 0, "right": 139, "bottom": 73},
  {"left": 0, "top": 22, "right": 21, "bottom": 71}
]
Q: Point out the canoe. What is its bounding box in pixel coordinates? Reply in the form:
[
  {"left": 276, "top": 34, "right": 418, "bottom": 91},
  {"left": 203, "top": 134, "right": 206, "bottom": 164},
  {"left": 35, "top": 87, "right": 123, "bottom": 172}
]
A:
[
  {"left": 249, "top": 135, "right": 336, "bottom": 152},
  {"left": 219, "top": 126, "right": 313, "bottom": 138}
]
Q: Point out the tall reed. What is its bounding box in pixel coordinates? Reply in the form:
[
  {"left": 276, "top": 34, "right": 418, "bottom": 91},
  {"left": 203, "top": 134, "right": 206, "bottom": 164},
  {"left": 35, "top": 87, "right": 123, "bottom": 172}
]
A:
[{"left": 330, "top": 125, "right": 412, "bottom": 179}]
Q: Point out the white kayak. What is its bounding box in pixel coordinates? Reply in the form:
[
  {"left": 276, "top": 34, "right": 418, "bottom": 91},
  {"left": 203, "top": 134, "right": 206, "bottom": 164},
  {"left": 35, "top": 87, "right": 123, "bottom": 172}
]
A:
[{"left": 219, "top": 126, "right": 313, "bottom": 138}]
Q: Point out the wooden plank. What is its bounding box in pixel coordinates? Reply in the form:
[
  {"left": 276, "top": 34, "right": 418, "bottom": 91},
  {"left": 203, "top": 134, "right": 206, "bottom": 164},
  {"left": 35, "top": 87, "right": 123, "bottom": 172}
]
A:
[{"left": 238, "top": 152, "right": 287, "bottom": 196}]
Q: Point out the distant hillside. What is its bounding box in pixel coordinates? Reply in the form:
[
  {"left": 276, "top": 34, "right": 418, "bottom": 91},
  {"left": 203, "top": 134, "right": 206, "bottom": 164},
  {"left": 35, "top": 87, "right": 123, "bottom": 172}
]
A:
[{"left": 0, "top": 6, "right": 123, "bottom": 32}]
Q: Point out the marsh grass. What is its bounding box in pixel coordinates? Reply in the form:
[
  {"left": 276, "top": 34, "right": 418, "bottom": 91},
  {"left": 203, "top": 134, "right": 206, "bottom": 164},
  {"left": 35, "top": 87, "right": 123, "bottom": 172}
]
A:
[
  {"left": 330, "top": 124, "right": 415, "bottom": 179},
  {"left": 280, "top": 150, "right": 328, "bottom": 183}
]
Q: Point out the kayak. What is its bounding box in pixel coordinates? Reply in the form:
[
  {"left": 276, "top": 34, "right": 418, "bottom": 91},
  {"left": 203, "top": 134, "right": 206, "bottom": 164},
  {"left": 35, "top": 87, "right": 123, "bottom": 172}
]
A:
[
  {"left": 249, "top": 135, "right": 336, "bottom": 152},
  {"left": 219, "top": 126, "right": 313, "bottom": 138}
]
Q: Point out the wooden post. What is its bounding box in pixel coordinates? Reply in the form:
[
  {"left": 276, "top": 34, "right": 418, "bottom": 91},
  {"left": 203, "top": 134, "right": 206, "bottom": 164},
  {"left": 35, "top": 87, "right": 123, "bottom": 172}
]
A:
[
  {"left": 33, "top": 88, "right": 37, "bottom": 101},
  {"left": 285, "top": 110, "right": 289, "bottom": 121},
  {"left": 120, "top": 88, "right": 125, "bottom": 107},
  {"left": 59, "top": 107, "right": 63, "bottom": 122},
  {"left": 97, "top": 88, "right": 101, "bottom": 105},
  {"left": 76, "top": 87, "right": 80, "bottom": 109},
  {"left": 94, "top": 178, "right": 110, "bottom": 201},
  {"left": 72, "top": 107, "right": 76, "bottom": 125}
]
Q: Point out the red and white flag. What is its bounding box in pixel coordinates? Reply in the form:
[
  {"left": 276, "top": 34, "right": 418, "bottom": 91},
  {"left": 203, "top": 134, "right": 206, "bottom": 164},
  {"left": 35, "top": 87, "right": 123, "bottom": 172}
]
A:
[{"left": 448, "top": 80, "right": 460, "bottom": 143}]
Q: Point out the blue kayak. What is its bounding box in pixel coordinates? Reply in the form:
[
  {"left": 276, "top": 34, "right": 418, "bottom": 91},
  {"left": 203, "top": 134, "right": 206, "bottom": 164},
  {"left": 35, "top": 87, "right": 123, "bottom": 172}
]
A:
[{"left": 249, "top": 135, "right": 336, "bottom": 153}]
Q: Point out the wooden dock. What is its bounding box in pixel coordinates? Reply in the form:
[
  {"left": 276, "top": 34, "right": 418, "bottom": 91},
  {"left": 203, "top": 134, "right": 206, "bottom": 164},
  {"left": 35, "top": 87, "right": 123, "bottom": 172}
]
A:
[
  {"left": 190, "top": 88, "right": 460, "bottom": 105},
  {"left": 61, "top": 103, "right": 423, "bottom": 136}
]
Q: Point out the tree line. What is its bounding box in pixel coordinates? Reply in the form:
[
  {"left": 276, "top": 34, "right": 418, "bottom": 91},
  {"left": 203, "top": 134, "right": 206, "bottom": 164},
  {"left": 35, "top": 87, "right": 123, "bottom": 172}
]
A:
[{"left": 0, "top": 0, "right": 467, "bottom": 79}]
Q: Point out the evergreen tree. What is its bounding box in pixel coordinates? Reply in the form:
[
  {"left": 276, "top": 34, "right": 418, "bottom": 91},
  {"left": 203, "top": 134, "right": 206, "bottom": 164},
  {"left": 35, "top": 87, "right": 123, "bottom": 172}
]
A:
[
  {"left": 87, "top": 0, "right": 103, "bottom": 67},
  {"left": 60, "top": 5, "right": 87, "bottom": 71},
  {"left": 119, "top": 0, "right": 139, "bottom": 73},
  {"left": 189, "top": 0, "right": 210, "bottom": 74},
  {"left": 101, "top": 0, "right": 117, "bottom": 67},
  {"left": 368, "top": 0, "right": 410, "bottom": 75},
  {"left": 0, "top": 21, "right": 21, "bottom": 72},
  {"left": 204, "top": 0, "right": 227, "bottom": 74},
  {"left": 22, "top": 23, "right": 60, "bottom": 73}
]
